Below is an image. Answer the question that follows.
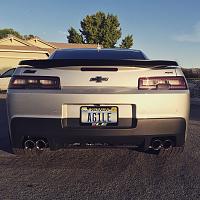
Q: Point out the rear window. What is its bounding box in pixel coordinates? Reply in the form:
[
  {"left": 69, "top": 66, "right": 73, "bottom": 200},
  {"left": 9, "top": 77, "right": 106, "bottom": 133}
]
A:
[{"left": 50, "top": 49, "right": 148, "bottom": 60}]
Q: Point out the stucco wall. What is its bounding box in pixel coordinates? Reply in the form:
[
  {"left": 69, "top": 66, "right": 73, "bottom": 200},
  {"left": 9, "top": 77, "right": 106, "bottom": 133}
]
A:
[
  {"left": 0, "top": 50, "right": 48, "bottom": 71},
  {"left": 0, "top": 39, "right": 27, "bottom": 46},
  {"left": 27, "top": 39, "right": 54, "bottom": 49}
]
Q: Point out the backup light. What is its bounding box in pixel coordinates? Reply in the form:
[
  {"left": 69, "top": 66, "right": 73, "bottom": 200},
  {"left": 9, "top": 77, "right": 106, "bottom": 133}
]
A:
[
  {"left": 138, "top": 76, "right": 187, "bottom": 90},
  {"left": 40, "top": 79, "right": 54, "bottom": 85},
  {"left": 9, "top": 76, "right": 61, "bottom": 89}
]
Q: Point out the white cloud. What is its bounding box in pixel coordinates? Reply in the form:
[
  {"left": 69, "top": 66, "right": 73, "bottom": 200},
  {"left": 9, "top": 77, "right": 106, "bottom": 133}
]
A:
[{"left": 173, "top": 22, "right": 200, "bottom": 43}]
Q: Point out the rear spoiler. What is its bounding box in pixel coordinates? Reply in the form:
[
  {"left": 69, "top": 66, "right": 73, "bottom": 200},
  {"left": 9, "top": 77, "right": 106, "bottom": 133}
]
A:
[{"left": 19, "top": 59, "right": 178, "bottom": 68}]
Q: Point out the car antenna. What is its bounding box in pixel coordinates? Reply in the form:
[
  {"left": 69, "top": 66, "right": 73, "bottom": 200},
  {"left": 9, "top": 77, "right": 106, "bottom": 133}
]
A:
[{"left": 97, "top": 43, "right": 101, "bottom": 52}]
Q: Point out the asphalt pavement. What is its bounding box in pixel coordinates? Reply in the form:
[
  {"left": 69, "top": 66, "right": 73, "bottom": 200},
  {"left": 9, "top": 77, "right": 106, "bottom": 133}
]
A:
[{"left": 0, "top": 94, "right": 200, "bottom": 200}]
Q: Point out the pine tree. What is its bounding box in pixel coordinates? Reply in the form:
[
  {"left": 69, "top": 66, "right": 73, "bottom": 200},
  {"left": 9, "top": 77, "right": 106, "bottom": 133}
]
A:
[
  {"left": 67, "top": 11, "right": 133, "bottom": 48},
  {"left": 120, "top": 35, "right": 134, "bottom": 48},
  {"left": 67, "top": 27, "right": 83, "bottom": 43}
]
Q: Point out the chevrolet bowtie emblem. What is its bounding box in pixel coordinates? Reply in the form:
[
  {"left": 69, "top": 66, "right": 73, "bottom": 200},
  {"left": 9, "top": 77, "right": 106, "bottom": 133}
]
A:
[{"left": 90, "top": 76, "right": 109, "bottom": 83}]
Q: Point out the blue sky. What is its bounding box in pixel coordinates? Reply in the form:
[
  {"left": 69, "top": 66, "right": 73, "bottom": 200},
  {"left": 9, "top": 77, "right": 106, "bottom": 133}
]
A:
[{"left": 0, "top": 0, "right": 200, "bottom": 68}]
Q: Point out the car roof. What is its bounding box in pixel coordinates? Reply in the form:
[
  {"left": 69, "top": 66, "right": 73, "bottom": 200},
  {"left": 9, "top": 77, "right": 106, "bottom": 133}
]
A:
[{"left": 19, "top": 48, "right": 178, "bottom": 68}]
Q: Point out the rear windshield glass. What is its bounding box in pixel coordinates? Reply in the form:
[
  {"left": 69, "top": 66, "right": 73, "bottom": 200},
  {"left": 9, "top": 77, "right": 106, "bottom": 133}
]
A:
[{"left": 50, "top": 49, "right": 148, "bottom": 60}]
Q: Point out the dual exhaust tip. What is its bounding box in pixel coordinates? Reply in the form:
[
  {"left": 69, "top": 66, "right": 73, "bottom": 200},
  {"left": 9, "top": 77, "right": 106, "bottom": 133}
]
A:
[
  {"left": 150, "top": 139, "right": 173, "bottom": 151},
  {"left": 24, "top": 139, "right": 48, "bottom": 150}
]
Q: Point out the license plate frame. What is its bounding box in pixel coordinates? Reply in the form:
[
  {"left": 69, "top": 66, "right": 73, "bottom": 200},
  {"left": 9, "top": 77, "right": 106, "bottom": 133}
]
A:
[{"left": 80, "top": 106, "right": 118, "bottom": 126}]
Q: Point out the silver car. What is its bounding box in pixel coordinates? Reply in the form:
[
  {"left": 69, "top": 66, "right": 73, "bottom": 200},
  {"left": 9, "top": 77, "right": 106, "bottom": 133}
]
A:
[{"left": 7, "top": 48, "right": 190, "bottom": 156}]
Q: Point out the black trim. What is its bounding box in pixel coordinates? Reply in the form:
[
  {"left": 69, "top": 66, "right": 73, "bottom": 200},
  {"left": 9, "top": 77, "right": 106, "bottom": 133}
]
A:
[
  {"left": 63, "top": 118, "right": 135, "bottom": 128},
  {"left": 81, "top": 67, "right": 118, "bottom": 71},
  {"left": 23, "top": 70, "right": 37, "bottom": 74},
  {"left": 10, "top": 117, "right": 186, "bottom": 150},
  {"left": 19, "top": 59, "right": 178, "bottom": 68}
]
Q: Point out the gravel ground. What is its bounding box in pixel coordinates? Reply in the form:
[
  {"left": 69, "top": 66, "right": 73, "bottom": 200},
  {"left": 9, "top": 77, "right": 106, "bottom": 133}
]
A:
[{"left": 0, "top": 94, "right": 200, "bottom": 200}]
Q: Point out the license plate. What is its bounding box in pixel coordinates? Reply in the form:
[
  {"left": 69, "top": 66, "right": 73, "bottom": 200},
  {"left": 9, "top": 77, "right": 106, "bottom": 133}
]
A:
[{"left": 81, "top": 106, "right": 118, "bottom": 125}]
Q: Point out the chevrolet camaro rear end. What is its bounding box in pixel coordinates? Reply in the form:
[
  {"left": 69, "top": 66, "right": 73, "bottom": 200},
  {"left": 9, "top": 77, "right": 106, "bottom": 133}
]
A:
[{"left": 7, "top": 49, "right": 190, "bottom": 155}]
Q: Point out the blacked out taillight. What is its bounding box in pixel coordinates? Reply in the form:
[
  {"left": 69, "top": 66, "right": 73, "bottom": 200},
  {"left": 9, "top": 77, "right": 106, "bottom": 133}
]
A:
[
  {"left": 138, "top": 76, "right": 187, "bottom": 90},
  {"left": 8, "top": 76, "right": 61, "bottom": 90}
]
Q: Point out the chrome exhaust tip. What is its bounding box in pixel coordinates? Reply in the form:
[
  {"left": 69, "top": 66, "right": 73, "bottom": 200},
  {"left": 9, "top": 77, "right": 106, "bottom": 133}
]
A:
[
  {"left": 151, "top": 139, "right": 162, "bottom": 151},
  {"left": 86, "top": 143, "right": 95, "bottom": 146},
  {"left": 24, "top": 140, "right": 35, "bottom": 150},
  {"left": 163, "top": 139, "right": 173, "bottom": 149},
  {"left": 35, "top": 140, "right": 48, "bottom": 150}
]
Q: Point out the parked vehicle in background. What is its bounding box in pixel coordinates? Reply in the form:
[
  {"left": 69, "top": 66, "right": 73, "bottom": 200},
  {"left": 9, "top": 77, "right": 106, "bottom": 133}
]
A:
[
  {"left": 0, "top": 68, "right": 16, "bottom": 92},
  {"left": 7, "top": 48, "right": 190, "bottom": 156}
]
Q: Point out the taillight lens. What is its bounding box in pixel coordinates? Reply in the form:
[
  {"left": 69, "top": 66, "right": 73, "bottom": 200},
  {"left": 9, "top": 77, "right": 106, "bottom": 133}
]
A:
[
  {"left": 9, "top": 76, "right": 61, "bottom": 89},
  {"left": 138, "top": 76, "right": 187, "bottom": 90}
]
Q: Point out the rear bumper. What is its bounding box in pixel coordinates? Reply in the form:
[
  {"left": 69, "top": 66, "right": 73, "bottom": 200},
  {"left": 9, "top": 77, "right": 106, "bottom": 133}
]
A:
[{"left": 10, "top": 117, "right": 186, "bottom": 150}]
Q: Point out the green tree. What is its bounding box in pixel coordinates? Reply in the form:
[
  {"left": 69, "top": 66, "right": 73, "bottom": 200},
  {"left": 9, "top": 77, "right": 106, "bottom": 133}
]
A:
[
  {"left": 67, "top": 11, "right": 132, "bottom": 48},
  {"left": 0, "top": 28, "right": 24, "bottom": 39},
  {"left": 80, "top": 12, "right": 121, "bottom": 47},
  {"left": 120, "top": 34, "right": 134, "bottom": 48},
  {"left": 67, "top": 27, "right": 83, "bottom": 43}
]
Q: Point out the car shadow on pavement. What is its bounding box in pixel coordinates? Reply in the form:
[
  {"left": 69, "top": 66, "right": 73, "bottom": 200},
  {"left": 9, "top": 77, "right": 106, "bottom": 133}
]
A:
[{"left": 0, "top": 98, "right": 12, "bottom": 154}]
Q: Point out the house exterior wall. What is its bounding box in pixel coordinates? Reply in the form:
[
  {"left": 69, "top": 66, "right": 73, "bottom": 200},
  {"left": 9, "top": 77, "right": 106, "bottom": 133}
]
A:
[
  {"left": 27, "top": 39, "right": 55, "bottom": 49},
  {"left": 0, "top": 51, "right": 48, "bottom": 71},
  {"left": 0, "top": 35, "right": 99, "bottom": 72},
  {"left": 0, "top": 39, "right": 27, "bottom": 46}
]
